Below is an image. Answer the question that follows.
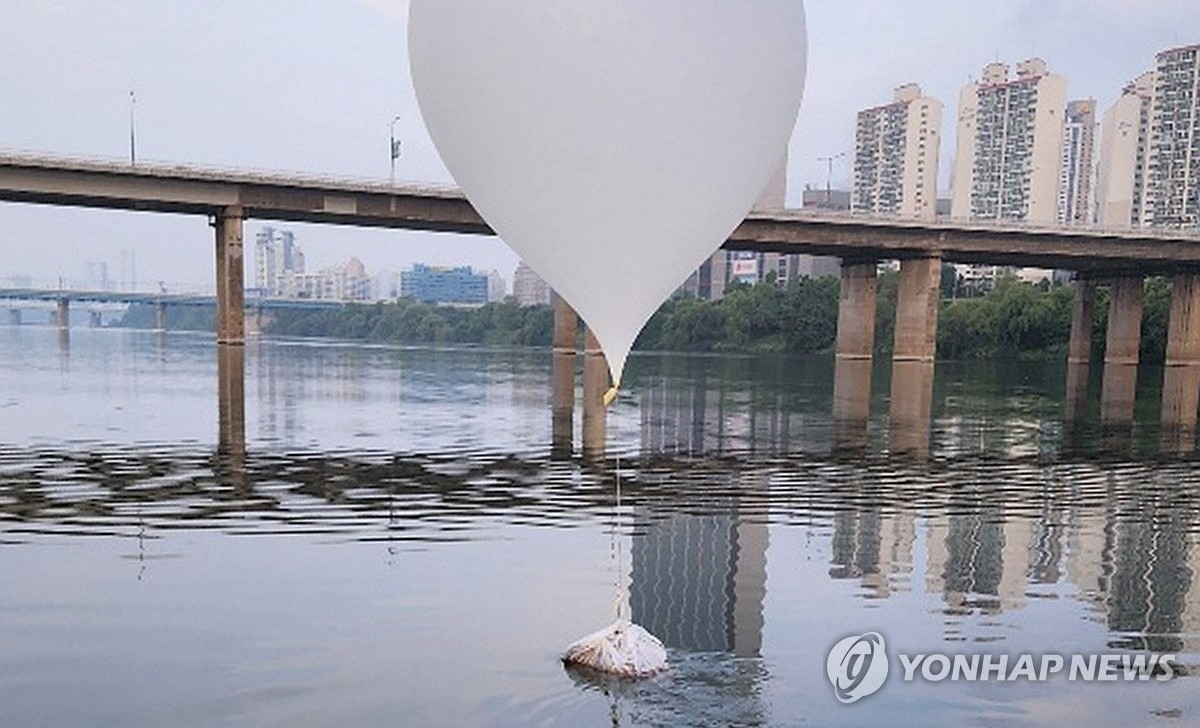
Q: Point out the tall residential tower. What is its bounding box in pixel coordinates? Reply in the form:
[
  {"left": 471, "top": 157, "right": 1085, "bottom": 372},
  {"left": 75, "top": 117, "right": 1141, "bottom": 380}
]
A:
[
  {"left": 852, "top": 83, "right": 943, "bottom": 220},
  {"left": 1150, "top": 44, "right": 1200, "bottom": 228},
  {"left": 1098, "top": 44, "right": 1200, "bottom": 230},
  {"left": 1058, "top": 99, "right": 1097, "bottom": 225},
  {"left": 254, "top": 227, "right": 306, "bottom": 296},
  {"left": 951, "top": 59, "right": 1068, "bottom": 224},
  {"left": 1097, "top": 72, "right": 1156, "bottom": 227}
]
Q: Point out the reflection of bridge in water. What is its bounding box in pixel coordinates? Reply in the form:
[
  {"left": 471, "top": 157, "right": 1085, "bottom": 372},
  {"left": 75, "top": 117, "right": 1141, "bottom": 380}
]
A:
[{"left": 5, "top": 152, "right": 1200, "bottom": 460}]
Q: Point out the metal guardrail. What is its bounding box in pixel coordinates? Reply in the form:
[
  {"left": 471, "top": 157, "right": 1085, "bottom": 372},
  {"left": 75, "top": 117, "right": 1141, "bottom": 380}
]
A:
[{"left": 0, "top": 149, "right": 463, "bottom": 198}]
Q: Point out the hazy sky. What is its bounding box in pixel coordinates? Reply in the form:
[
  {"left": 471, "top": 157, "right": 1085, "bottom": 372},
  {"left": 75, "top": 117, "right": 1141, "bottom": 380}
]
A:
[{"left": 1, "top": 0, "right": 1196, "bottom": 291}]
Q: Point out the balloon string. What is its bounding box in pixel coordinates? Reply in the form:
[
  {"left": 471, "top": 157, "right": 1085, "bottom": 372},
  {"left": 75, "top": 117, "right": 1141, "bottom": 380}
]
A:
[{"left": 610, "top": 384, "right": 624, "bottom": 622}]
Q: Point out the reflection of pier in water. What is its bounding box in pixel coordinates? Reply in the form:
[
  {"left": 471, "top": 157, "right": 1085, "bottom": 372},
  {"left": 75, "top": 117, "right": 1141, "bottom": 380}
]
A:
[{"left": 636, "top": 363, "right": 831, "bottom": 457}]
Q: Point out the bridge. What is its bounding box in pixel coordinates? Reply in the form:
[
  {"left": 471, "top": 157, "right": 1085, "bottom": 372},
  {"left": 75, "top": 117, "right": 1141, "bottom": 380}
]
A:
[
  {"left": 2, "top": 152, "right": 1199, "bottom": 271},
  {"left": 4, "top": 152, "right": 1200, "bottom": 456},
  {"left": 0, "top": 287, "right": 347, "bottom": 330}
]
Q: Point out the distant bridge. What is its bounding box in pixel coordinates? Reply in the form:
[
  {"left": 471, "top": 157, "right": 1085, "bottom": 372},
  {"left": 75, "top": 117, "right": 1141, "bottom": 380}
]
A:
[
  {"left": 0, "top": 287, "right": 347, "bottom": 310},
  {"left": 0, "top": 287, "right": 347, "bottom": 332}
]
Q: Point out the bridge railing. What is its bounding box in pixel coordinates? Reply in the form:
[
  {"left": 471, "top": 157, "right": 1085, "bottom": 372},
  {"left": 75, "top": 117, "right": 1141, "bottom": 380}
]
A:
[
  {"left": 754, "top": 206, "right": 1200, "bottom": 242},
  {"left": 0, "top": 149, "right": 461, "bottom": 197},
  {"left": 0, "top": 277, "right": 215, "bottom": 297}
]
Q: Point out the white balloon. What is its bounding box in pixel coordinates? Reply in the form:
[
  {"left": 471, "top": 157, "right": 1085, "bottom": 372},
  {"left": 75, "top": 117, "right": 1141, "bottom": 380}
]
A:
[{"left": 409, "top": 0, "right": 807, "bottom": 385}]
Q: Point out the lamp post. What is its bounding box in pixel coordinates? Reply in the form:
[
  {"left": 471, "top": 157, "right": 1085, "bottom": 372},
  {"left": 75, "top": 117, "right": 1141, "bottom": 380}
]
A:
[
  {"left": 129, "top": 90, "right": 137, "bottom": 166},
  {"left": 816, "top": 151, "right": 847, "bottom": 208},
  {"left": 389, "top": 115, "right": 402, "bottom": 185}
]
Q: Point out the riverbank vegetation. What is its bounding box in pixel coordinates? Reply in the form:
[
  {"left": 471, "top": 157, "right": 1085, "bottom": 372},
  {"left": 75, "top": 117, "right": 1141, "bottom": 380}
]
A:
[{"left": 121, "top": 275, "right": 1174, "bottom": 363}]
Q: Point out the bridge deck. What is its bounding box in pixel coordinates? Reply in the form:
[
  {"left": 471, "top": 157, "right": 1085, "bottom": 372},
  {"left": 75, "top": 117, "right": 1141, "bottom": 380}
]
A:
[{"left": 2, "top": 152, "right": 1199, "bottom": 273}]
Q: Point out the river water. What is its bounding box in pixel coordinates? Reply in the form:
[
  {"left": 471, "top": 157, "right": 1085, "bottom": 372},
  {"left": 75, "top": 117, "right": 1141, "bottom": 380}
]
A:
[{"left": 0, "top": 326, "right": 1197, "bottom": 727}]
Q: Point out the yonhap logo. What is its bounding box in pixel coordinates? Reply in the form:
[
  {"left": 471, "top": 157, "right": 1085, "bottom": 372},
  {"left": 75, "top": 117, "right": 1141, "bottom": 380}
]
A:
[
  {"left": 825, "top": 630, "right": 1177, "bottom": 705},
  {"left": 826, "top": 632, "right": 890, "bottom": 703}
]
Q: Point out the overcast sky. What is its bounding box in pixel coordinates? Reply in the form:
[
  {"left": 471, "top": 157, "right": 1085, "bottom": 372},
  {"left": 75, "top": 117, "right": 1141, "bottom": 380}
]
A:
[{"left": 1, "top": 0, "right": 1197, "bottom": 292}]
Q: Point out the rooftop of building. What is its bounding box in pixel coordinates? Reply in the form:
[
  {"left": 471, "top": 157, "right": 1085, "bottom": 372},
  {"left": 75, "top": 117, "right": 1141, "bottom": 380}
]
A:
[
  {"left": 973, "top": 59, "right": 1057, "bottom": 90},
  {"left": 1157, "top": 42, "right": 1200, "bottom": 59},
  {"left": 856, "top": 85, "right": 938, "bottom": 117}
]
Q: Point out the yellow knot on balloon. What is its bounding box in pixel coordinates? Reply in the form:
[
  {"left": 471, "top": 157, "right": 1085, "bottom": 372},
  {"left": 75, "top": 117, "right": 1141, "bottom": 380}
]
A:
[{"left": 603, "top": 377, "right": 621, "bottom": 407}]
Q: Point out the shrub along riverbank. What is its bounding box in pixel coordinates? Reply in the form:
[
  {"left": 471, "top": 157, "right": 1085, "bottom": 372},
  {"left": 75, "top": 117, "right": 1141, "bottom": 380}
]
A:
[{"left": 259, "top": 274, "right": 1174, "bottom": 364}]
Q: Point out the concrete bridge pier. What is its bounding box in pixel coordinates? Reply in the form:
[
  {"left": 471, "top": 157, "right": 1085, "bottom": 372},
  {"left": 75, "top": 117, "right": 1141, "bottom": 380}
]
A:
[
  {"left": 214, "top": 206, "right": 245, "bottom": 346},
  {"left": 88, "top": 310, "right": 102, "bottom": 328},
  {"left": 1100, "top": 276, "right": 1144, "bottom": 427},
  {"left": 832, "top": 261, "right": 877, "bottom": 453},
  {"left": 7, "top": 309, "right": 19, "bottom": 326},
  {"left": 1065, "top": 277, "right": 1098, "bottom": 424},
  {"left": 582, "top": 327, "right": 608, "bottom": 460},
  {"left": 551, "top": 293, "right": 579, "bottom": 456},
  {"left": 889, "top": 256, "right": 941, "bottom": 458},
  {"left": 154, "top": 301, "right": 167, "bottom": 332},
  {"left": 1160, "top": 273, "right": 1200, "bottom": 453},
  {"left": 217, "top": 344, "right": 246, "bottom": 459},
  {"left": 55, "top": 297, "right": 69, "bottom": 330}
]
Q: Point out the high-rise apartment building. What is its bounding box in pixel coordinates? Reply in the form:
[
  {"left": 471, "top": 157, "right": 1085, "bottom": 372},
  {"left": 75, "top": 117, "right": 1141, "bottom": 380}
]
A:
[
  {"left": 951, "top": 59, "right": 1068, "bottom": 224},
  {"left": 254, "top": 227, "right": 306, "bottom": 295},
  {"left": 853, "top": 83, "right": 943, "bottom": 220},
  {"left": 511, "top": 262, "right": 551, "bottom": 307},
  {"left": 1058, "top": 99, "right": 1097, "bottom": 225},
  {"left": 1098, "top": 44, "right": 1200, "bottom": 230},
  {"left": 1097, "top": 72, "right": 1156, "bottom": 227},
  {"left": 1150, "top": 44, "right": 1200, "bottom": 228}
]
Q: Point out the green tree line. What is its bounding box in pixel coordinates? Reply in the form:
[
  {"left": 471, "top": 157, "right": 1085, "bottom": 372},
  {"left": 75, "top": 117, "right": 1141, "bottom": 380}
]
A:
[
  {"left": 122, "top": 275, "right": 1174, "bottom": 364},
  {"left": 117, "top": 303, "right": 215, "bottom": 332},
  {"left": 267, "top": 298, "right": 555, "bottom": 347}
]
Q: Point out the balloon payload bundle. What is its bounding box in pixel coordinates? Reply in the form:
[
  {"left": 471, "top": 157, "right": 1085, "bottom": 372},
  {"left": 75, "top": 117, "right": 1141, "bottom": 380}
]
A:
[{"left": 562, "top": 619, "right": 668, "bottom": 679}]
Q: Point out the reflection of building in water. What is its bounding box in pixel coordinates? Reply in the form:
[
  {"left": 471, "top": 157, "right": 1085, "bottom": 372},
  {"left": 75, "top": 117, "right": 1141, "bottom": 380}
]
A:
[
  {"left": 637, "top": 372, "right": 805, "bottom": 457},
  {"left": 1059, "top": 476, "right": 1197, "bottom": 653},
  {"left": 916, "top": 468, "right": 1200, "bottom": 652},
  {"left": 1189, "top": 545, "right": 1200, "bottom": 638},
  {"left": 629, "top": 476, "right": 768, "bottom": 659},
  {"left": 829, "top": 507, "right": 915, "bottom": 599},
  {"left": 254, "top": 343, "right": 302, "bottom": 445},
  {"left": 1064, "top": 507, "right": 1109, "bottom": 608},
  {"left": 925, "top": 505, "right": 1033, "bottom": 613},
  {"left": 1028, "top": 498, "right": 1067, "bottom": 585},
  {"left": 1103, "top": 500, "right": 1194, "bottom": 653},
  {"left": 937, "top": 414, "right": 1047, "bottom": 459}
]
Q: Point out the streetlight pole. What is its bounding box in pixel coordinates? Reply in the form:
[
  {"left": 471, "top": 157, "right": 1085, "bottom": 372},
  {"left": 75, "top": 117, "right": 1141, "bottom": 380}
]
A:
[
  {"left": 389, "top": 115, "right": 402, "bottom": 185},
  {"left": 816, "top": 151, "right": 847, "bottom": 208},
  {"left": 129, "top": 90, "right": 137, "bottom": 166}
]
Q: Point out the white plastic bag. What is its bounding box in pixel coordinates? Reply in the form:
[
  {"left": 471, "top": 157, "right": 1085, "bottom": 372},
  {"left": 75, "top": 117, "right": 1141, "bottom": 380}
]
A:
[{"left": 563, "top": 619, "right": 669, "bottom": 679}]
